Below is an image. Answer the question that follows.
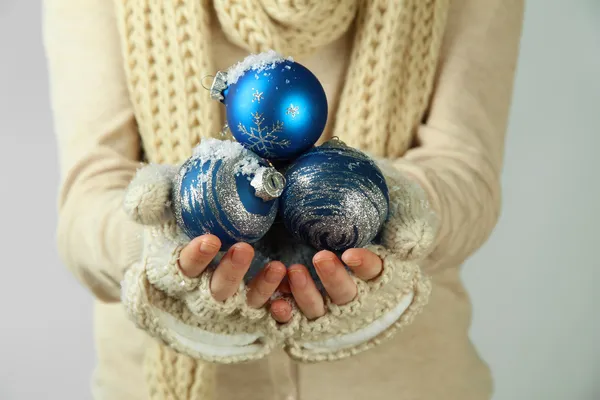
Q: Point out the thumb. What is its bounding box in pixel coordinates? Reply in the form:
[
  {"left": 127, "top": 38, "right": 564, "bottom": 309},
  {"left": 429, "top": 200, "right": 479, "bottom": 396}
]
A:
[{"left": 124, "top": 163, "right": 178, "bottom": 225}]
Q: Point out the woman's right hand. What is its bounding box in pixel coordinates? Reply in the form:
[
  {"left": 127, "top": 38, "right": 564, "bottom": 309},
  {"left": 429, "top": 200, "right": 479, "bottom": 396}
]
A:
[{"left": 178, "top": 234, "right": 288, "bottom": 311}]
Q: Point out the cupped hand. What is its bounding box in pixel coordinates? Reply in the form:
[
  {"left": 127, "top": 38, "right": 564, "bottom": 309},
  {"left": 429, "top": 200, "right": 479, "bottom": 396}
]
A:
[
  {"left": 177, "top": 234, "right": 287, "bottom": 308},
  {"left": 271, "top": 249, "right": 383, "bottom": 323}
]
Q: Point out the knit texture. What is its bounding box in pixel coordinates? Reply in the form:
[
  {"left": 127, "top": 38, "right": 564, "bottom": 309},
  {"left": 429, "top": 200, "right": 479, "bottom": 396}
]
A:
[
  {"left": 43, "top": 0, "right": 525, "bottom": 396},
  {"left": 144, "top": 340, "right": 217, "bottom": 400},
  {"left": 113, "top": 0, "right": 449, "bottom": 398},
  {"left": 114, "top": 0, "right": 448, "bottom": 164},
  {"left": 284, "top": 244, "right": 432, "bottom": 363},
  {"left": 121, "top": 157, "right": 438, "bottom": 397}
]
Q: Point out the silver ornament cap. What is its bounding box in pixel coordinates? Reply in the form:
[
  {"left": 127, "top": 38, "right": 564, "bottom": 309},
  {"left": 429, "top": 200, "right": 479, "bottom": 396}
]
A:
[
  {"left": 321, "top": 136, "right": 349, "bottom": 149},
  {"left": 251, "top": 167, "right": 286, "bottom": 201},
  {"left": 209, "top": 71, "right": 228, "bottom": 101}
]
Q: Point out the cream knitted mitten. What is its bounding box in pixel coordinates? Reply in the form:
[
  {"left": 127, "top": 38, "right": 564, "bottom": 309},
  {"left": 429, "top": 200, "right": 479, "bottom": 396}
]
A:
[
  {"left": 280, "top": 158, "right": 439, "bottom": 362},
  {"left": 120, "top": 164, "right": 289, "bottom": 364}
]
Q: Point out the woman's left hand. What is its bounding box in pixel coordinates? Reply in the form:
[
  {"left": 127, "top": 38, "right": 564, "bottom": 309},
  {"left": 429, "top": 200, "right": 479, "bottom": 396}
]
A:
[{"left": 269, "top": 249, "right": 383, "bottom": 322}]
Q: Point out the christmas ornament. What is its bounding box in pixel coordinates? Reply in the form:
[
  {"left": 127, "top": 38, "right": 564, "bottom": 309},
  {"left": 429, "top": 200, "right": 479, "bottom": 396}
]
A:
[
  {"left": 279, "top": 138, "right": 390, "bottom": 252},
  {"left": 173, "top": 138, "right": 286, "bottom": 249},
  {"left": 209, "top": 50, "right": 328, "bottom": 161}
]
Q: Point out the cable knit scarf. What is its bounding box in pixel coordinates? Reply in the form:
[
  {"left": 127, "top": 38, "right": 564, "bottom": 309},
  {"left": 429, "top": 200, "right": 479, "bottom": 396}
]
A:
[{"left": 115, "top": 0, "right": 448, "bottom": 398}]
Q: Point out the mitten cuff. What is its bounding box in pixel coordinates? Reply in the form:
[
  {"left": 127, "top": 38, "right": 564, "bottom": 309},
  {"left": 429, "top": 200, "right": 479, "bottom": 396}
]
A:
[{"left": 285, "top": 249, "right": 431, "bottom": 363}]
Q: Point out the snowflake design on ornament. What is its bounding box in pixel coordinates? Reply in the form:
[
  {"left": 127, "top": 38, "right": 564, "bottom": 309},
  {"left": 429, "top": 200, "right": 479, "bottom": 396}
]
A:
[
  {"left": 237, "top": 112, "right": 290, "bottom": 158},
  {"left": 252, "top": 89, "right": 264, "bottom": 103},
  {"left": 286, "top": 104, "right": 300, "bottom": 119},
  {"left": 348, "top": 162, "right": 360, "bottom": 171}
]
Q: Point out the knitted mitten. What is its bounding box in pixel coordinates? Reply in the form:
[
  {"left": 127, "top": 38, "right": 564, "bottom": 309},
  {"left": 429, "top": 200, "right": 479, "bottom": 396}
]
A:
[
  {"left": 282, "top": 159, "right": 439, "bottom": 362},
  {"left": 120, "top": 164, "right": 286, "bottom": 364}
]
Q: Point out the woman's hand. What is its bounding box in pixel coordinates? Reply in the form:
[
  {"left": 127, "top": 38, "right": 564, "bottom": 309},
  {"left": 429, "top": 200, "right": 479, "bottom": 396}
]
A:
[
  {"left": 178, "top": 234, "right": 287, "bottom": 308},
  {"left": 270, "top": 249, "right": 383, "bottom": 323}
]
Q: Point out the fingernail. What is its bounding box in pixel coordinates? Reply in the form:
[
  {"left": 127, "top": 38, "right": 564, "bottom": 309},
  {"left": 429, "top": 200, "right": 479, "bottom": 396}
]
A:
[
  {"left": 315, "top": 258, "right": 336, "bottom": 275},
  {"left": 199, "top": 239, "right": 219, "bottom": 254},
  {"left": 288, "top": 269, "right": 307, "bottom": 288},
  {"left": 231, "top": 245, "right": 251, "bottom": 265},
  {"left": 271, "top": 302, "right": 290, "bottom": 322},
  {"left": 342, "top": 256, "right": 361, "bottom": 268},
  {"left": 264, "top": 263, "right": 282, "bottom": 284}
]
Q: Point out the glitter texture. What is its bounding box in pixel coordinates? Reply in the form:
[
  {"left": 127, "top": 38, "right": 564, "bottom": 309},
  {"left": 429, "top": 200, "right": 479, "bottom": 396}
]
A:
[
  {"left": 252, "top": 89, "right": 264, "bottom": 103},
  {"left": 173, "top": 139, "right": 281, "bottom": 248},
  {"left": 286, "top": 104, "right": 300, "bottom": 118},
  {"left": 279, "top": 139, "right": 390, "bottom": 252},
  {"left": 236, "top": 112, "right": 289, "bottom": 159}
]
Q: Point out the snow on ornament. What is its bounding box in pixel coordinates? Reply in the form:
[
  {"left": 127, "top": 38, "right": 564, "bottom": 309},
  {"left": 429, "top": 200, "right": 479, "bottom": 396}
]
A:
[
  {"left": 208, "top": 50, "right": 328, "bottom": 161},
  {"left": 172, "top": 138, "right": 286, "bottom": 250},
  {"left": 279, "top": 138, "right": 390, "bottom": 252}
]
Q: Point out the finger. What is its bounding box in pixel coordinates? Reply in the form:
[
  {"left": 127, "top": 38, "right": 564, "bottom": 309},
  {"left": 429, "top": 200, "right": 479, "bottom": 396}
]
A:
[
  {"left": 313, "top": 251, "right": 357, "bottom": 306},
  {"left": 211, "top": 243, "right": 254, "bottom": 302},
  {"left": 277, "top": 278, "right": 292, "bottom": 294},
  {"left": 341, "top": 248, "right": 384, "bottom": 281},
  {"left": 178, "top": 234, "right": 221, "bottom": 278},
  {"left": 246, "top": 261, "right": 286, "bottom": 308},
  {"left": 287, "top": 265, "right": 325, "bottom": 319},
  {"left": 270, "top": 298, "right": 293, "bottom": 323}
]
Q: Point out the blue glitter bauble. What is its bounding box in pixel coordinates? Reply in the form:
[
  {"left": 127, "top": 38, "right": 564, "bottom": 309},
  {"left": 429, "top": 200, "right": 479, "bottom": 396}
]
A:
[
  {"left": 173, "top": 140, "right": 285, "bottom": 250},
  {"left": 220, "top": 56, "right": 328, "bottom": 161},
  {"left": 280, "top": 139, "right": 390, "bottom": 252}
]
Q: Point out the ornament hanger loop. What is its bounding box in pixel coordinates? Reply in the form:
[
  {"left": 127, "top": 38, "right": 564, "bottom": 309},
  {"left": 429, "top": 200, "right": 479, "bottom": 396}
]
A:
[
  {"left": 219, "top": 124, "right": 231, "bottom": 138},
  {"left": 327, "top": 136, "right": 348, "bottom": 147},
  {"left": 201, "top": 75, "right": 215, "bottom": 91}
]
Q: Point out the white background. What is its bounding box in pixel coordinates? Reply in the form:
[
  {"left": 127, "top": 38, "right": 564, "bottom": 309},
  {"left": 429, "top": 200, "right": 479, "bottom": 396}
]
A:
[{"left": 0, "top": 0, "right": 598, "bottom": 399}]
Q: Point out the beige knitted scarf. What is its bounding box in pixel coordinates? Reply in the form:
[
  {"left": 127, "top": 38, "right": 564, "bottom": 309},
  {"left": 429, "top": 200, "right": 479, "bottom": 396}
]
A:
[{"left": 115, "top": 0, "right": 448, "bottom": 398}]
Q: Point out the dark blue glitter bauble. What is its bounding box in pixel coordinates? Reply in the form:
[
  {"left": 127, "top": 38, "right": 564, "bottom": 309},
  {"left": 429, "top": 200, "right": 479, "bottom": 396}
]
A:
[
  {"left": 173, "top": 139, "right": 285, "bottom": 250},
  {"left": 219, "top": 56, "right": 328, "bottom": 161},
  {"left": 280, "top": 139, "right": 390, "bottom": 252}
]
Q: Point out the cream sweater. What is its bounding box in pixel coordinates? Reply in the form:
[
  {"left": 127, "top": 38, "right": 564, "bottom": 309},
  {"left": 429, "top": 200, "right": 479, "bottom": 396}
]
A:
[{"left": 43, "top": 0, "right": 524, "bottom": 399}]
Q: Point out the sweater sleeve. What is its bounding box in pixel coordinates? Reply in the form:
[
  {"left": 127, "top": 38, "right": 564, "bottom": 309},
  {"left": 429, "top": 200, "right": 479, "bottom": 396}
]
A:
[
  {"left": 43, "top": 0, "right": 143, "bottom": 302},
  {"left": 392, "top": 0, "right": 524, "bottom": 266}
]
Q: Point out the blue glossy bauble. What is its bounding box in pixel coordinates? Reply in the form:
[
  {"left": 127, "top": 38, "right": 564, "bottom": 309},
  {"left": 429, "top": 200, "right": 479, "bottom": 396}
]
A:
[
  {"left": 173, "top": 139, "right": 284, "bottom": 250},
  {"left": 280, "top": 139, "right": 390, "bottom": 252},
  {"left": 221, "top": 58, "right": 328, "bottom": 161}
]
